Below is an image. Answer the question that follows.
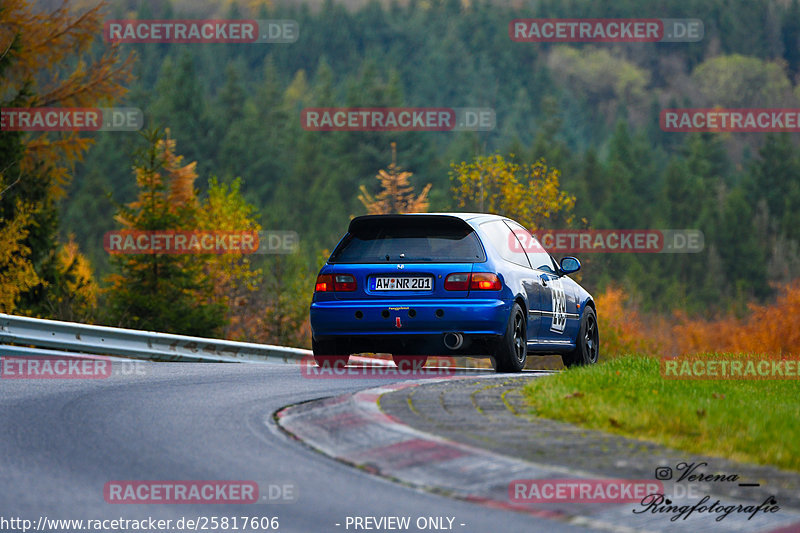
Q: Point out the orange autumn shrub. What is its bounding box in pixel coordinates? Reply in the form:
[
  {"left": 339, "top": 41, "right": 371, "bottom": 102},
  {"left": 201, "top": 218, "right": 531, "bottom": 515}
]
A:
[
  {"left": 595, "top": 285, "right": 661, "bottom": 358},
  {"left": 673, "top": 280, "right": 800, "bottom": 356},
  {"left": 734, "top": 281, "right": 800, "bottom": 355},
  {"left": 590, "top": 280, "right": 800, "bottom": 360},
  {"left": 669, "top": 309, "right": 738, "bottom": 356}
]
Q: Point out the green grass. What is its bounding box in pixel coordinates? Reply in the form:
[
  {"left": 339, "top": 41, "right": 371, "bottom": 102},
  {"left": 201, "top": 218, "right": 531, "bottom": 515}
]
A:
[{"left": 522, "top": 355, "right": 800, "bottom": 471}]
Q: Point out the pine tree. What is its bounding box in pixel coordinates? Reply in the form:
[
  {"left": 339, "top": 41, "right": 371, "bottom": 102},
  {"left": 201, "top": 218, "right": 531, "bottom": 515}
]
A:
[
  {"left": 105, "top": 130, "right": 226, "bottom": 336},
  {"left": 150, "top": 51, "right": 212, "bottom": 177},
  {"left": 358, "top": 143, "right": 431, "bottom": 214},
  {"left": 746, "top": 134, "right": 799, "bottom": 227},
  {"left": 782, "top": 0, "right": 800, "bottom": 77}
]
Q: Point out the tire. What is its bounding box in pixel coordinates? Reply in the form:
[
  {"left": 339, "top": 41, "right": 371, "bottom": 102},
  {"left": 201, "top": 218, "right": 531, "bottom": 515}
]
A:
[
  {"left": 562, "top": 306, "right": 599, "bottom": 368},
  {"left": 392, "top": 355, "right": 428, "bottom": 370},
  {"left": 312, "top": 338, "right": 350, "bottom": 368},
  {"left": 493, "top": 302, "right": 527, "bottom": 373}
]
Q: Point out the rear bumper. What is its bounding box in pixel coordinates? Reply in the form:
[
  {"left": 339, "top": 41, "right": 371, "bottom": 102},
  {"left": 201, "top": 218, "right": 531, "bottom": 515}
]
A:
[
  {"left": 314, "top": 333, "right": 503, "bottom": 356},
  {"left": 310, "top": 298, "right": 510, "bottom": 354}
]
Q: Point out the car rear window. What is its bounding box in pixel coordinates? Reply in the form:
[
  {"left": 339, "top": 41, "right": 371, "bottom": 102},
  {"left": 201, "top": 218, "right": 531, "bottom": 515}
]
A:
[{"left": 329, "top": 216, "right": 486, "bottom": 263}]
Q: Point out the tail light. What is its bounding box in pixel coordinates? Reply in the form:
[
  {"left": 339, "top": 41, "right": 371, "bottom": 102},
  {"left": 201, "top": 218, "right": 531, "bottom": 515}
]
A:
[
  {"left": 444, "top": 273, "right": 470, "bottom": 291},
  {"left": 315, "top": 274, "right": 333, "bottom": 292},
  {"left": 444, "top": 272, "right": 502, "bottom": 291},
  {"left": 315, "top": 273, "right": 357, "bottom": 292},
  {"left": 333, "top": 274, "right": 357, "bottom": 291},
  {"left": 470, "top": 272, "right": 502, "bottom": 290}
]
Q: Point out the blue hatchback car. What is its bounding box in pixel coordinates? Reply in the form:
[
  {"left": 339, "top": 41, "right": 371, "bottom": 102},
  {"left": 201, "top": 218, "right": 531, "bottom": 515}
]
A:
[{"left": 309, "top": 213, "right": 599, "bottom": 372}]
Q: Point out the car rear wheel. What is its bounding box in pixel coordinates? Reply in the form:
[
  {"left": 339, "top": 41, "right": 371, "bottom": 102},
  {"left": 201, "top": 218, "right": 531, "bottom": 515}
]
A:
[
  {"left": 562, "top": 306, "right": 599, "bottom": 368},
  {"left": 493, "top": 302, "right": 527, "bottom": 373},
  {"left": 312, "top": 338, "right": 350, "bottom": 368}
]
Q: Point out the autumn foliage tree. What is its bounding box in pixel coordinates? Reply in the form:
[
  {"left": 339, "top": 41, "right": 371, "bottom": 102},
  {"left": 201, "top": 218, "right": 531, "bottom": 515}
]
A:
[
  {"left": 359, "top": 142, "right": 431, "bottom": 214},
  {"left": 245, "top": 250, "right": 318, "bottom": 349},
  {"left": 105, "top": 129, "right": 264, "bottom": 338},
  {"left": 105, "top": 130, "right": 226, "bottom": 335},
  {"left": 41, "top": 236, "right": 99, "bottom": 323},
  {"left": 0, "top": 203, "right": 38, "bottom": 312},
  {"left": 450, "top": 154, "right": 575, "bottom": 230},
  {"left": 0, "top": 0, "right": 133, "bottom": 316},
  {"left": 195, "top": 177, "right": 262, "bottom": 339}
]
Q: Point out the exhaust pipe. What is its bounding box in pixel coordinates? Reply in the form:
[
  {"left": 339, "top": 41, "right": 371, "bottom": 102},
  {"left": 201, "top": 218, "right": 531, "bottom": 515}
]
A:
[{"left": 443, "top": 332, "right": 464, "bottom": 350}]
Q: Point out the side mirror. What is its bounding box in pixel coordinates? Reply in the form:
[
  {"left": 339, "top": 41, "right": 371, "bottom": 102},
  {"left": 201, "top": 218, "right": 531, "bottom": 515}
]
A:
[{"left": 559, "top": 256, "right": 581, "bottom": 275}]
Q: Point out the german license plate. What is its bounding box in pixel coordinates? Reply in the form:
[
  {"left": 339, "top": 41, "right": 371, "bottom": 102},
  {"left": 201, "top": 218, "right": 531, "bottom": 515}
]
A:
[{"left": 372, "top": 276, "right": 432, "bottom": 291}]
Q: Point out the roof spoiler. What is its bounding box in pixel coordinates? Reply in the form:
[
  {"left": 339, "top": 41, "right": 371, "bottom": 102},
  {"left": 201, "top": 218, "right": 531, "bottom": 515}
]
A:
[{"left": 348, "top": 214, "right": 474, "bottom": 234}]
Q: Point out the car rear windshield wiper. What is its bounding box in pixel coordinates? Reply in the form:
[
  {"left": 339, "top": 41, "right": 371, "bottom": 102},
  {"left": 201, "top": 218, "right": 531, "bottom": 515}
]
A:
[{"left": 385, "top": 253, "right": 433, "bottom": 260}]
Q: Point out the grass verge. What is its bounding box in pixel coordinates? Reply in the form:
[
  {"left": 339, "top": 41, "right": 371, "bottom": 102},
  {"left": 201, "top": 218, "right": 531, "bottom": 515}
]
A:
[{"left": 522, "top": 355, "right": 800, "bottom": 471}]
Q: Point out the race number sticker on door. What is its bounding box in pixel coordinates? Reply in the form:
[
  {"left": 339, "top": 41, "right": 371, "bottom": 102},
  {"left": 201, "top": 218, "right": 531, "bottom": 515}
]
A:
[{"left": 550, "top": 278, "right": 567, "bottom": 333}]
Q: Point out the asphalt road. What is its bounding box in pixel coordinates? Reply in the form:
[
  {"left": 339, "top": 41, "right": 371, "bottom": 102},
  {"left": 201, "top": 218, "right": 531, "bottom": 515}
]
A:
[{"left": 0, "top": 361, "right": 594, "bottom": 533}]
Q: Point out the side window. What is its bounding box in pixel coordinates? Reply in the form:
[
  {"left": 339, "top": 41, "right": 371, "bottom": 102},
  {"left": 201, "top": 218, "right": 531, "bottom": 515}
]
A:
[
  {"left": 479, "top": 220, "right": 531, "bottom": 268},
  {"left": 504, "top": 221, "right": 557, "bottom": 273}
]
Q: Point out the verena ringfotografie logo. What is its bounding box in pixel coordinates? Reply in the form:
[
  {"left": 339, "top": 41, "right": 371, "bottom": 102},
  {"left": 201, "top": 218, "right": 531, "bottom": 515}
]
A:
[
  {"left": 661, "top": 356, "right": 800, "bottom": 380},
  {"left": 1, "top": 107, "right": 143, "bottom": 131},
  {"left": 1, "top": 356, "right": 112, "bottom": 379},
  {"left": 301, "top": 355, "right": 457, "bottom": 379},
  {"left": 509, "top": 479, "right": 663, "bottom": 503},
  {"left": 103, "top": 230, "right": 298, "bottom": 255},
  {"left": 509, "top": 19, "right": 703, "bottom": 43},
  {"left": 104, "top": 20, "right": 298, "bottom": 43},
  {"left": 661, "top": 109, "right": 800, "bottom": 132},
  {"left": 509, "top": 229, "right": 704, "bottom": 254},
  {"left": 636, "top": 462, "right": 781, "bottom": 523},
  {"left": 103, "top": 481, "right": 297, "bottom": 504},
  {"left": 301, "top": 108, "right": 495, "bottom": 131}
]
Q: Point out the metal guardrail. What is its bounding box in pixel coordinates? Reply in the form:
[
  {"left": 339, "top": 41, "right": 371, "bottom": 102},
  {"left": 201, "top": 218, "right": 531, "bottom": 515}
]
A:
[{"left": 0, "top": 313, "right": 311, "bottom": 363}]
